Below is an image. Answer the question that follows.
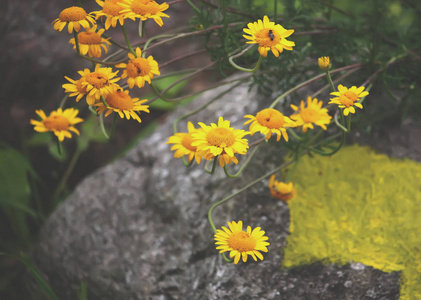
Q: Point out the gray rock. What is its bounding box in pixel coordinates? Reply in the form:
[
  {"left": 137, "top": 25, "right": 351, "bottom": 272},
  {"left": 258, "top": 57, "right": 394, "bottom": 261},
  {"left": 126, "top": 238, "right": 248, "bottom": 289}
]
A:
[{"left": 33, "top": 81, "right": 400, "bottom": 300}]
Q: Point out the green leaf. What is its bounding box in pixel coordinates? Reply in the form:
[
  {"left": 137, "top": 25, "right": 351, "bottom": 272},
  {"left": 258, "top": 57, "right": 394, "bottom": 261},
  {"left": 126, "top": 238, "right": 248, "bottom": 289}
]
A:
[
  {"left": 0, "top": 146, "right": 37, "bottom": 246},
  {"left": 0, "top": 253, "right": 60, "bottom": 300}
]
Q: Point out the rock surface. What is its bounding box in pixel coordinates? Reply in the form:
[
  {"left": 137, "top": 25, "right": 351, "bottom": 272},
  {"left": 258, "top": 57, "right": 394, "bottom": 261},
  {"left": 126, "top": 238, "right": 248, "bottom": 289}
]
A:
[{"left": 32, "top": 81, "right": 406, "bottom": 300}]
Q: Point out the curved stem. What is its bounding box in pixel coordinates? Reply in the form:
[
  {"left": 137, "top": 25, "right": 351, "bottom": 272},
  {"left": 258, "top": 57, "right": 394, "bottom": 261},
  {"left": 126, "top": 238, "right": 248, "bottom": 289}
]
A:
[
  {"left": 287, "top": 128, "right": 303, "bottom": 141},
  {"left": 149, "top": 60, "right": 218, "bottom": 102},
  {"left": 205, "top": 157, "right": 218, "bottom": 174},
  {"left": 223, "top": 145, "right": 260, "bottom": 178},
  {"left": 334, "top": 110, "right": 348, "bottom": 132},
  {"left": 181, "top": 157, "right": 194, "bottom": 167},
  {"left": 229, "top": 48, "right": 263, "bottom": 73},
  {"left": 172, "top": 81, "right": 244, "bottom": 133},
  {"left": 269, "top": 63, "right": 363, "bottom": 109},
  {"left": 208, "top": 157, "right": 300, "bottom": 235},
  {"left": 99, "top": 113, "right": 110, "bottom": 139},
  {"left": 150, "top": 74, "right": 251, "bottom": 104}
]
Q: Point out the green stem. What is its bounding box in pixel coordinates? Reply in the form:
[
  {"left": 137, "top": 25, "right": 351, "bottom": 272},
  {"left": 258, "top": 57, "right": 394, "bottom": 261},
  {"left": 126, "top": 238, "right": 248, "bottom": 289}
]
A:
[
  {"left": 229, "top": 47, "right": 263, "bottom": 73},
  {"left": 181, "top": 157, "right": 195, "bottom": 167},
  {"left": 287, "top": 128, "right": 303, "bottom": 141},
  {"left": 99, "top": 113, "right": 110, "bottom": 139},
  {"left": 56, "top": 137, "right": 63, "bottom": 155},
  {"left": 142, "top": 33, "right": 178, "bottom": 55},
  {"left": 326, "top": 69, "right": 336, "bottom": 92},
  {"left": 186, "top": 0, "right": 201, "bottom": 14},
  {"left": 138, "top": 20, "right": 145, "bottom": 38},
  {"left": 274, "top": 0, "right": 278, "bottom": 21},
  {"left": 121, "top": 24, "right": 135, "bottom": 55},
  {"left": 223, "top": 145, "right": 260, "bottom": 178},
  {"left": 269, "top": 63, "right": 363, "bottom": 109},
  {"left": 110, "top": 113, "right": 118, "bottom": 139},
  {"left": 205, "top": 157, "right": 218, "bottom": 174},
  {"left": 334, "top": 110, "right": 348, "bottom": 132},
  {"left": 207, "top": 157, "right": 300, "bottom": 261},
  {"left": 172, "top": 81, "right": 244, "bottom": 133},
  {"left": 73, "top": 31, "right": 81, "bottom": 56},
  {"left": 53, "top": 147, "right": 82, "bottom": 203}
]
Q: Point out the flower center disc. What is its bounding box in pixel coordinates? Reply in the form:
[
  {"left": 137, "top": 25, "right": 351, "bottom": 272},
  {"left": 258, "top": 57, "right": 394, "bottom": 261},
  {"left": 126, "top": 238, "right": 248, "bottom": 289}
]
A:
[
  {"left": 256, "top": 28, "right": 278, "bottom": 47},
  {"left": 181, "top": 133, "right": 197, "bottom": 151},
  {"left": 78, "top": 32, "right": 102, "bottom": 45},
  {"left": 206, "top": 128, "right": 235, "bottom": 147},
  {"left": 59, "top": 7, "right": 87, "bottom": 22},
  {"left": 301, "top": 108, "right": 320, "bottom": 123},
  {"left": 43, "top": 115, "right": 70, "bottom": 131},
  {"left": 227, "top": 231, "right": 256, "bottom": 252},
  {"left": 131, "top": 0, "right": 160, "bottom": 15},
  {"left": 126, "top": 58, "right": 151, "bottom": 77},
  {"left": 256, "top": 108, "right": 285, "bottom": 129},
  {"left": 105, "top": 91, "right": 134, "bottom": 110},
  {"left": 339, "top": 94, "right": 354, "bottom": 107},
  {"left": 344, "top": 91, "right": 358, "bottom": 102},
  {"left": 103, "top": 0, "right": 123, "bottom": 16},
  {"left": 86, "top": 72, "right": 109, "bottom": 88}
]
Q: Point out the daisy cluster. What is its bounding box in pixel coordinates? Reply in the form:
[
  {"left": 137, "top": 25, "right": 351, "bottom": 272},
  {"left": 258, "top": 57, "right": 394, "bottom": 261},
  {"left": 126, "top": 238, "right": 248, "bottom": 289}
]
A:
[{"left": 31, "top": 0, "right": 170, "bottom": 142}]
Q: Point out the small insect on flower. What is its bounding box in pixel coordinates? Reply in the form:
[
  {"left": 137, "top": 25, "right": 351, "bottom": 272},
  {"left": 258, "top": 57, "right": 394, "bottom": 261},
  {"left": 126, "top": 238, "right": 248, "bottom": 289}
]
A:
[{"left": 268, "top": 29, "right": 274, "bottom": 41}]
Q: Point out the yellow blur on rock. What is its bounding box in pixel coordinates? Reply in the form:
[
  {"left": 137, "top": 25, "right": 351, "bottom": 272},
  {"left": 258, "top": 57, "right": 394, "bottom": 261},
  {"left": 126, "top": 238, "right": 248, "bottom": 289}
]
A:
[{"left": 282, "top": 145, "right": 421, "bottom": 300}]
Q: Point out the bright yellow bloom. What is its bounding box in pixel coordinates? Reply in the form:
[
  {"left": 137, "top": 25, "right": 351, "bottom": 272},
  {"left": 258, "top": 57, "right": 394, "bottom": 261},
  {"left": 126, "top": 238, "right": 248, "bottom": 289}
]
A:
[
  {"left": 191, "top": 117, "right": 249, "bottom": 168},
  {"left": 81, "top": 65, "right": 121, "bottom": 105},
  {"left": 30, "top": 108, "right": 83, "bottom": 142},
  {"left": 69, "top": 25, "right": 111, "bottom": 58},
  {"left": 63, "top": 66, "right": 120, "bottom": 105},
  {"left": 62, "top": 75, "right": 89, "bottom": 103},
  {"left": 214, "top": 221, "right": 270, "bottom": 264},
  {"left": 119, "top": 0, "right": 170, "bottom": 27},
  {"left": 94, "top": 0, "right": 126, "bottom": 30},
  {"left": 243, "top": 15, "right": 295, "bottom": 57},
  {"left": 166, "top": 122, "right": 203, "bottom": 165},
  {"left": 244, "top": 108, "right": 296, "bottom": 142},
  {"left": 52, "top": 6, "right": 95, "bottom": 34},
  {"left": 318, "top": 56, "right": 331, "bottom": 71},
  {"left": 116, "top": 47, "right": 160, "bottom": 89},
  {"left": 329, "top": 84, "right": 369, "bottom": 116},
  {"left": 290, "top": 97, "right": 332, "bottom": 133},
  {"left": 95, "top": 89, "right": 149, "bottom": 122},
  {"left": 268, "top": 174, "right": 296, "bottom": 201}
]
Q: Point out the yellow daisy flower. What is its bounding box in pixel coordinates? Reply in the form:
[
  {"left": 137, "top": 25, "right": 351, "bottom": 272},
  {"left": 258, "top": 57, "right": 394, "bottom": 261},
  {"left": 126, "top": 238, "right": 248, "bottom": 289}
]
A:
[
  {"left": 95, "top": 89, "right": 149, "bottom": 122},
  {"left": 116, "top": 47, "right": 160, "bottom": 89},
  {"left": 94, "top": 0, "right": 126, "bottom": 30},
  {"left": 243, "top": 15, "right": 295, "bottom": 57},
  {"left": 318, "top": 56, "right": 331, "bottom": 71},
  {"left": 268, "top": 174, "right": 296, "bottom": 201},
  {"left": 329, "top": 84, "right": 369, "bottom": 116},
  {"left": 80, "top": 65, "right": 121, "bottom": 105},
  {"left": 62, "top": 74, "right": 89, "bottom": 103},
  {"left": 30, "top": 108, "right": 83, "bottom": 142},
  {"left": 244, "top": 108, "right": 296, "bottom": 142},
  {"left": 69, "top": 25, "right": 111, "bottom": 58},
  {"left": 166, "top": 122, "right": 203, "bottom": 165},
  {"left": 119, "top": 0, "right": 170, "bottom": 27},
  {"left": 52, "top": 6, "right": 95, "bottom": 34},
  {"left": 214, "top": 220, "right": 270, "bottom": 264},
  {"left": 290, "top": 96, "right": 332, "bottom": 133},
  {"left": 191, "top": 117, "right": 249, "bottom": 168}
]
